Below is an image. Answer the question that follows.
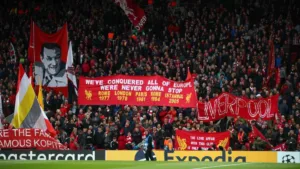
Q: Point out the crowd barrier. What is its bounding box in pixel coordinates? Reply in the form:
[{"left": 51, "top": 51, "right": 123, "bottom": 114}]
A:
[{"left": 0, "top": 150, "right": 299, "bottom": 163}]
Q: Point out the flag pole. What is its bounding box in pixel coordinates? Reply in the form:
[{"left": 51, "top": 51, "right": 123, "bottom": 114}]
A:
[
  {"left": 32, "top": 20, "right": 36, "bottom": 91},
  {"left": 32, "top": 19, "right": 36, "bottom": 64}
]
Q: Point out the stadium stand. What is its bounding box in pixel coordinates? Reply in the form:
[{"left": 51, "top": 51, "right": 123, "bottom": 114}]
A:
[{"left": 0, "top": 0, "right": 300, "bottom": 151}]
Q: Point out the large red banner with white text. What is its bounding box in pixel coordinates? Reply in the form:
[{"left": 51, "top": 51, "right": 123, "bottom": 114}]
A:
[
  {"left": 198, "top": 93, "right": 279, "bottom": 121},
  {"left": 114, "top": 0, "right": 147, "bottom": 31},
  {"left": 175, "top": 130, "right": 230, "bottom": 150},
  {"left": 28, "top": 21, "right": 68, "bottom": 96},
  {"left": 0, "top": 129, "right": 67, "bottom": 150},
  {"left": 78, "top": 75, "right": 197, "bottom": 108}
]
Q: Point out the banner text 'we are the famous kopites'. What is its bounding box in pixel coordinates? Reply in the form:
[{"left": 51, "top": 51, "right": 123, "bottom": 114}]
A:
[
  {"left": 78, "top": 75, "right": 197, "bottom": 108},
  {"left": 0, "top": 129, "right": 67, "bottom": 150}
]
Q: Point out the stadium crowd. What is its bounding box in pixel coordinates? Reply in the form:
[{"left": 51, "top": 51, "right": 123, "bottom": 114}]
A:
[{"left": 0, "top": 0, "right": 300, "bottom": 151}]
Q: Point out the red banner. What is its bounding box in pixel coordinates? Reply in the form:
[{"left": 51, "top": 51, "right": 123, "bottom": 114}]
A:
[
  {"left": 78, "top": 75, "right": 197, "bottom": 108},
  {"left": 175, "top": 130, "right": 230, "bottom": 150},
  {"left": 198, "top": 93, "right": 279, "bottom": 122},
  {"left": 28, "top": 21, "right": 68, "bottom": 96},
  {"left": 0, "top": 129, "right": 67, "bottom": 150},
  {"left": 114, "top": 0, "right": 147, "bottom": 31}
]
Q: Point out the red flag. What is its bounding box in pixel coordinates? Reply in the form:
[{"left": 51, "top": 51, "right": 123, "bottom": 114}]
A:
[
  {"left": 186, "top": 67, "right": 192, "bottom": 81},
  {"left": 252, "top": 126, "right": 272, "bottom": 149},
  {"left": 113, "top": 0, "right": 147, "bottom": 31},
  {"left": 252, "top": 126, "right": 268, "bottom": 142}
]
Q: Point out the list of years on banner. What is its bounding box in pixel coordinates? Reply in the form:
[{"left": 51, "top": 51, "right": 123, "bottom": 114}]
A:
[{"left": 85, "top": 79, "right": 191, "bottom": 103}]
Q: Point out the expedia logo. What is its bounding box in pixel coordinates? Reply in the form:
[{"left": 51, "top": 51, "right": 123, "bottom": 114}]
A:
[
  {"left": 134, "top": 149, "right": 157, "bottom": 161},
  {"left": 164, "top": 150, "right": 246, "bottom": 162}
]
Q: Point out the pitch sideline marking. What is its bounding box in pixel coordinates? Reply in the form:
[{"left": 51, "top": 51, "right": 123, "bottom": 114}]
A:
[{"left": 193, "top": 162, "right": 252, "bottom": 169}]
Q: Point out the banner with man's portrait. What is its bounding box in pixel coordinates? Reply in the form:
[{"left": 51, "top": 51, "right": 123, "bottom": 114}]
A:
[{"left": 28, "top": 21, "right": 68, "bottom": 96}]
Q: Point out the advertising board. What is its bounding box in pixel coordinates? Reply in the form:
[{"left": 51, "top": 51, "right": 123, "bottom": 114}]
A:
[{"left": 0, "top": 150, "right": 105, "bottom": 160}]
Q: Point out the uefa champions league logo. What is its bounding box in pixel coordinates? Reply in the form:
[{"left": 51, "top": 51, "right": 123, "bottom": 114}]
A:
[{"left": 282, "top": 154, "right": 296, "bottom": 163}]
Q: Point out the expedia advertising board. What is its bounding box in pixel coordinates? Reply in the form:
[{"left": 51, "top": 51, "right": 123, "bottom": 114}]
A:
[
  {"left": 0, "top": 150, "right": 105, "bottom": 160},
  {"left": 105, "top": 150, "right": 277, "bottom": 163}
]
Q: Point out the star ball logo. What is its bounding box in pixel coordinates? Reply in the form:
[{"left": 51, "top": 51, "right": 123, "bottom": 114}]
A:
[{"left": 282, "top": 154, "right": 295, "bottom": 163}]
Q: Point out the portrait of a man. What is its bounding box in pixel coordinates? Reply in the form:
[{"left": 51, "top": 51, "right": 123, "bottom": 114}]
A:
[{"left": 34, "top": 43, "right": 67, "bottom": 87}]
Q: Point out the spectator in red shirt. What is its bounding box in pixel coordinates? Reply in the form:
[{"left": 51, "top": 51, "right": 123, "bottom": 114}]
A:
[
  {"left": 158, "top": 106, "right": 168, "bottom": 122},
  {"left": 118, "top": 129, "right": 126, "bottom": 150},
  {"left": 69, "top": 137, "right": 79, "bottom": 150},
  {"left": 125, "top": 132, "right": 133, "bottom": 150},
  {"left": 78, "top": 109, "right": 85, "bottom": 121},
  {"left": 81, "top": 59, "right": 90, "bottom": 76}
]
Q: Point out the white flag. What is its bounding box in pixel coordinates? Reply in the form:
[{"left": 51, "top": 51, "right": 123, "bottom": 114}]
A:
[
  {"left": 9, "top": 42, "right": 17, "bottom": 63},
  {"left": 66, "top": 41, "right": 78, "bottom": 95}
]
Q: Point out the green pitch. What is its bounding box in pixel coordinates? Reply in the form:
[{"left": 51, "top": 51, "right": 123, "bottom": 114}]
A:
[{"left": 0, "top": 161, "right": 300, "bottom": 169}]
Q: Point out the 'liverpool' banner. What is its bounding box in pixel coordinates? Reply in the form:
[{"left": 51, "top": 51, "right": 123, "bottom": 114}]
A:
[
  {"left": 114, "top": 0, "right": 147, "bottom": 31},
  {"left": 28, "top": 21, "right": 68, "bottom": 96},
  {"left": 78, "top": 75, "right": 197, "bottom": 108},
  {"left": 175, "top": 130, "right": 230, "bottom": 150},
  {"left": 0, "top": 129, "right": 67, "bottom": 150},
  {"left": 198, "top": 93, "right": 279, "bottom": 122}
]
